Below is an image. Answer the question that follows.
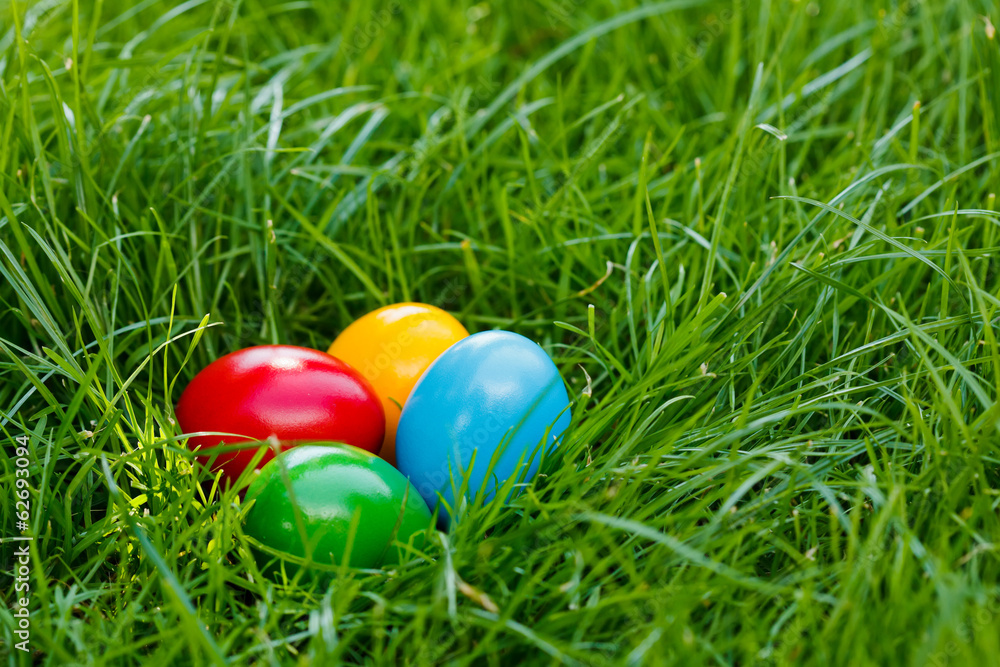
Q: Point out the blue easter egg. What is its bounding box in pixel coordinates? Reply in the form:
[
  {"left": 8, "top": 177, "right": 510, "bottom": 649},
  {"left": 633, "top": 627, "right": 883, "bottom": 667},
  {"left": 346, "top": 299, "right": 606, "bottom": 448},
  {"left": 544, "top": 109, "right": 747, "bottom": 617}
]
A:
[{"left": 395, "top": 330, "right": 571, "bottom": 524}]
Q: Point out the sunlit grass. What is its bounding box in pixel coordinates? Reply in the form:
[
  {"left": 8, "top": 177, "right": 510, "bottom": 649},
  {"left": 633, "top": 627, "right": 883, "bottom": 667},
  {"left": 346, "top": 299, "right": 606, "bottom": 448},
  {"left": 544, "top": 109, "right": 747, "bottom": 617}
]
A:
[{"left": 1, "top": 0, "right": 999, "bottom": 664}]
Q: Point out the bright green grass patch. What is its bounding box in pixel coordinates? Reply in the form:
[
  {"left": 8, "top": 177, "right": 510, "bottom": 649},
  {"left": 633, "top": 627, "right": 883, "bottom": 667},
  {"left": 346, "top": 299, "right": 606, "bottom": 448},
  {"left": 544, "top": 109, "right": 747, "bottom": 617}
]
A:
[{"left": 1, "top": 0, "right": 999, "bottom": 664}]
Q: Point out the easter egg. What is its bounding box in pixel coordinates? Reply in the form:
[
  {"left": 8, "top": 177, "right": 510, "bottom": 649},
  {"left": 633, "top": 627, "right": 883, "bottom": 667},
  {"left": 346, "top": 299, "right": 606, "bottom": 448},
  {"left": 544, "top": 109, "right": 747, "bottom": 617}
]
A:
[
  {"left": 395, "top": 330, "right": 571, "bottom": 525},
  {"left": 327, "top": 302, "right": 468, "bottom": 464},
  {"left": 176, "top": 345, "right": 384, "bottom": 484},
  {"left": 243, "top": 444, "right": 432, "bottom": 574}
]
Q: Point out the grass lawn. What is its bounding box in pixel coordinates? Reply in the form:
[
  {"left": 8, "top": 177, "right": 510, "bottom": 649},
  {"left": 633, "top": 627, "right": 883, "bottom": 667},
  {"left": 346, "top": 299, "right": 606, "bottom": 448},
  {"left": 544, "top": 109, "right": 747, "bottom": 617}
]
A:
[{"left": 2, "top": 0, "right": 1000, "bottom": 664}]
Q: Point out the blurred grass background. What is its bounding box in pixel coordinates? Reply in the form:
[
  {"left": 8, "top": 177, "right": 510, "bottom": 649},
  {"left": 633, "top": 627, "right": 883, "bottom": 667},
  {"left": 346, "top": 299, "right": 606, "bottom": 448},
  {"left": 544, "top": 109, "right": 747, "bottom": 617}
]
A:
[{"left": 1, "top": 0, "right": 999, "bottom": 664}]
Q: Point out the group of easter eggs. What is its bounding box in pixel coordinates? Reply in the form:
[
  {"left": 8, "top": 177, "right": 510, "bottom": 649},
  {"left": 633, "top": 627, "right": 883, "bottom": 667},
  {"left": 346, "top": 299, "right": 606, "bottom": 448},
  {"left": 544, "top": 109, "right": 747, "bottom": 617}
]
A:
[{"left": 175, "top": 303, "right": 572, "bottom": 575}]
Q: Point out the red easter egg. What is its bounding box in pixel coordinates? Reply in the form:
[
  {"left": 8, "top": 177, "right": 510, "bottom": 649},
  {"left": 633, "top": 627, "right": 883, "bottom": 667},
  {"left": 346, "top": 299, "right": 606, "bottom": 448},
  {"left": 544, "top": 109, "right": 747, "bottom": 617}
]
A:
[{"left": 175, "top": 345, "right": 384, "bottom": 484}]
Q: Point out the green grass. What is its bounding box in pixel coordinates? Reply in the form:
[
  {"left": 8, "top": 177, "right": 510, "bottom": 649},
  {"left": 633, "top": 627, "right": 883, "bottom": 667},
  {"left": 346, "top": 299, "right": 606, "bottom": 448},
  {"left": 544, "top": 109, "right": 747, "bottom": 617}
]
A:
[{"left": 1, "top": 0, "right": 999, "bottom": 663}]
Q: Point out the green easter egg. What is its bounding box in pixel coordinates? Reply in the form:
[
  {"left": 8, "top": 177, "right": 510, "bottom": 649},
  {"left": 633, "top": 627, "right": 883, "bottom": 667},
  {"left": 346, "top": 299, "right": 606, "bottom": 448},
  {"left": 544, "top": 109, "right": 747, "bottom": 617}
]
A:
[{"left": 243, "top": 444, "right": 432, "bottom": 575}]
